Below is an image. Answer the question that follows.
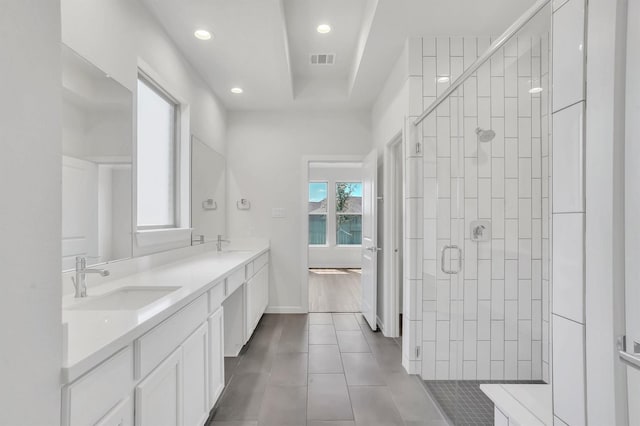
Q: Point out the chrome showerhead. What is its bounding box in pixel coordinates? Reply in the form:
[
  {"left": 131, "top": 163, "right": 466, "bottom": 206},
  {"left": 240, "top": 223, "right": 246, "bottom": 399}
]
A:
[{"left": 475, "top": 127, "right": 496, "bottom": 142}]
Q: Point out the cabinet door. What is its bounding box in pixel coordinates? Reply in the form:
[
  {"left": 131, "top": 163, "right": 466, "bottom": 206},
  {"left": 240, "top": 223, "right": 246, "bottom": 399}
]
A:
[
  {"left": 183, "top": 323, "right": 209, "bottom": 426},
  {"left": 135, "top": 349, "right": 182, "bottom": 426},
  {"left": 245, "top": 276, "right": 255, "bottom": 337},
  {"left": 208, "top": 306, "right": 225, "bottom": 407},
  {"left": 63, "top": 346, "right": 133, "bottom": 426},
  {"left": 260, "top": 264, "right": 269, "bottom": 313},
  {"left": 96, "top": 397, "right": 133, "bottom": 426},
  {"left": 246, "top": 264, "right": 269, "bottom": 337}
]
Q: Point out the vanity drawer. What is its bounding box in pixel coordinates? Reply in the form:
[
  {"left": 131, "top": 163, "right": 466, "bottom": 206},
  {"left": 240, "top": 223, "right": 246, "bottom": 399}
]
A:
[
  {"left": 246, "top": 252, "right": 269, "bottom": 279},
  {"left": 208, "top": 280, "right": 225, "bottom": 311},
  {"left": 245, "top": 262, "right": 254, "bottom": 279},
  {"left": 63, "top": 346, "right": 133, "bottom": 426},
  {"left": 135, "top": 294, "right": 208, "bottom": 379},
  {"left": 254, "top": 252, "right": 269, "bottom": 272},
  {"left": 226, "top": 267, "right": 245, "bottom": 296}
]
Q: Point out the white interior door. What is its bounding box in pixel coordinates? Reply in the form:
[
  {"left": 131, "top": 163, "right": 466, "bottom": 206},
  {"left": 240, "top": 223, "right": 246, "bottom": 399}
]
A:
[
  {"left": 361, "top": 149, "right": 378, "bottom": 330},
  {"left": 624, "top": 1, "right": 640, "bottom": 422}
]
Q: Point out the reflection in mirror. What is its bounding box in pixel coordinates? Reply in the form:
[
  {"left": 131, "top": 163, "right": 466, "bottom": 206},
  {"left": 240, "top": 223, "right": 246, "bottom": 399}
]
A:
[
  {"left": 61, "top": 45, "right": 133, "bottom": 270},
  {"left": 191, "top": 136, "right": 226, "bottom": 244}
]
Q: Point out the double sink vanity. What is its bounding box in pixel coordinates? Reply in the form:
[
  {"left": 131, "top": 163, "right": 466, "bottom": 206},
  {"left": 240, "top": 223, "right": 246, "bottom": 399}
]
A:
[
  {"left": 61, "top": 243, "right": 270, "bottom": 426},
  {"left": 59, "top": 44, "right": 263, "bottom": 426}
]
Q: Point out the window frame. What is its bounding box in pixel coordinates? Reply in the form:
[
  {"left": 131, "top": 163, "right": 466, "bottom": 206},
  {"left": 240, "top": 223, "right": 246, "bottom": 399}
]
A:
[
  {"left": 308, "top": 180, "right": 329, "bottom": 246},
  {"left": 136, "top": 72, "right": 181, "bottom": 230},
  {"left": 335, "top": 181, "right": 363, "bottom": 247}
]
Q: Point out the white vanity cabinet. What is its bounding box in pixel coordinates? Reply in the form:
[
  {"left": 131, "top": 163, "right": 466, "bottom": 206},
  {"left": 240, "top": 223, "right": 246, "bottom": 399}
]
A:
[
  {"left": 62, "top": 346, "right": 134, "bottom": 426},
  {"left": 208, "top": 306, "right": 225, "bottom": 407},
  {"left": 95, "top": 397, "right": 133, "bottom": 426},
  {"left": 62, "top": 249, "right": 270, "bottom": 426},
  {"left": 245, "top": 252, "right": 269, "bottom": 339},
  {"left": 182, "top": 323, "right": 210, "bottom": 426},
  {"left": 134, "top": 293, "right": 221, "bottom": 426},
  {"left": 134, "top": 348, "right": 182, "bottom": 426},
  {"left": 135, "top": 295, "right": 208, "bottom": 380}
]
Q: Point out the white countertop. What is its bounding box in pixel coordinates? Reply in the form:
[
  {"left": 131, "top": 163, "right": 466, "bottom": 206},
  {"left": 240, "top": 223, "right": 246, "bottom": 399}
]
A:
[
  {"left": 481, "top": 383, "right": 552, "bottom": 425},
  {"left": 61, "top": 243, "right": 269, "bottom": 383}
]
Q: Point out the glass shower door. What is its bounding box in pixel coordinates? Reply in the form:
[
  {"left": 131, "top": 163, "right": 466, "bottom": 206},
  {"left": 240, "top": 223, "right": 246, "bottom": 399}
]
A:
[
  {"left": 427, "top": 83, "right": 468, "bottom": 424},
  {"left": 423, "top": 13, "right": 552, "bottom": 423}
]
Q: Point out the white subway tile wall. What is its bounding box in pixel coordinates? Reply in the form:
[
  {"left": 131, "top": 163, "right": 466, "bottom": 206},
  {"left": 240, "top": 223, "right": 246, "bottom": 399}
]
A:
[{"left": 420, "top": 34, "right": 551, "bottom": 381}]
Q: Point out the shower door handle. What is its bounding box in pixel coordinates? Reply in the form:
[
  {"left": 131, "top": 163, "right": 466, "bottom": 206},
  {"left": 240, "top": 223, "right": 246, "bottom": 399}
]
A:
[
  {"left": 619, "top": 350, "right": 640, "bottom": 370},
  {"left": 440, "top": 245, "right": 462, "bottom": 274},
  {"left": 618, "top": 336, "right": 640, "bottom": 371}
]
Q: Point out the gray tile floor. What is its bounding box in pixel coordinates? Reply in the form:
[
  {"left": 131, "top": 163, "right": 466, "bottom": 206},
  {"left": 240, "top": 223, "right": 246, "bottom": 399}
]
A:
[{"left": 207, "top": 313, "right": 449, "bottom": 426}]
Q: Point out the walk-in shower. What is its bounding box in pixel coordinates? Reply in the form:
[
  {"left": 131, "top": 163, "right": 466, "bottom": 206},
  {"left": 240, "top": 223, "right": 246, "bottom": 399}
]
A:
[{"left": 411, "top": 0, "right": 552, "bottom": 424}]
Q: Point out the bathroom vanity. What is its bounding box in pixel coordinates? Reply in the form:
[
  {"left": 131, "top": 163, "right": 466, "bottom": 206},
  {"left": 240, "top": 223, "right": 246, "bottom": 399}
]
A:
[
  {"left": 61, "top": 244, "right": 269, "bottom": 426},
  {"left": 58, "top": 41, "right": 251, "bottom": 426}
]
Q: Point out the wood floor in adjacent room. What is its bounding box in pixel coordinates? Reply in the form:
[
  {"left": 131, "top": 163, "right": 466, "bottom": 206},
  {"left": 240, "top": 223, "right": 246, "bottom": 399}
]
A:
[{"left": 308, "top": 268, "right": 361, "bottom": 313}]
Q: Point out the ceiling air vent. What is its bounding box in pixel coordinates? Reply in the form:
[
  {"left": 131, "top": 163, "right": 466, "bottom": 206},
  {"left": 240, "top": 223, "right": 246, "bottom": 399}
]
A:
[{"left": 310, "top": 54, "right": 335, "bottom": 65}]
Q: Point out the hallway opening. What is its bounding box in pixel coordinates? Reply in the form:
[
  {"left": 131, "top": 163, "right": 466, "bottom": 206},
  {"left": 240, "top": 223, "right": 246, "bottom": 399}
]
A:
[
  {"left": 307, "top": 162, "right": 364, "bottom": 313},
  {"left": 308, "top": 268, "right": 361, "bottom": 312}
]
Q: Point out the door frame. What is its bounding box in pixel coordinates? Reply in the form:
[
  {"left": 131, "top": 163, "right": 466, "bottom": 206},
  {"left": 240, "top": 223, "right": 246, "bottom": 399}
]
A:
[
  {"left": 622, "top": 0, "right": 640, "bottom": 422},
  {"left": 384, "top": 132, "right": 404, "bottom": 338},
  {"left": 300, "top": 155, "right": 366, "bottom": 313}
]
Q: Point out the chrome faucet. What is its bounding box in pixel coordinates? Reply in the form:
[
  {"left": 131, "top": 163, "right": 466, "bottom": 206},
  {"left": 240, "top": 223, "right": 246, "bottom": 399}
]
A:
[
  {"left": 216, "top": 234, "right": 230, "bottom": 252},
  {"left": 71, "top": 256, "right": 110, "bottom": 298}
]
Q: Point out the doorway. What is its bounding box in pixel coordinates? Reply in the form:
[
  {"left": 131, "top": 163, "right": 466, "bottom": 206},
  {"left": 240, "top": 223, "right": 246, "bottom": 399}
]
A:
[
  {"left": 307, "top": 162, "right": 364, "bottom": 313},
  {"left": 386, "top": 135, "right": 404, "bottom": 337}
]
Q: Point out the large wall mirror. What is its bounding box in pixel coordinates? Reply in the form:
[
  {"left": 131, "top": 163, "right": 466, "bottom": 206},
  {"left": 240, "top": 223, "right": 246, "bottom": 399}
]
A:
[
  {"left": 191, "top": 136, "right": 226, "bottom": 243},
  {"left": 61, "top": 45, "right": 133, "bottom": 270}
]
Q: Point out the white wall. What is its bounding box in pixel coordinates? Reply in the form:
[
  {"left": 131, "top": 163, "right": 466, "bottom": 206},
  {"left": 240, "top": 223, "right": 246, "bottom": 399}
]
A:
[
  {"left": 372, "top": 43, "right": 410, "bottom": 151},
  {"left": 0, "top": 1, "right": 63, "bottom": 424},
  {"left": 226, "top": 111, "right": 372, "bottom": 312},
  {"left": 308, "top": 165, "right": 363, "bottom": 268},
  {"left": 61, "top": 0, "right": 227, "bottom": 257}
]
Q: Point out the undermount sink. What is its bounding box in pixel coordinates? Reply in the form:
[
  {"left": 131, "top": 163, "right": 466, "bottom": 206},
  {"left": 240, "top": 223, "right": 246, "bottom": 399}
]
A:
[{"left": 67, "top": 286, "right": 181, "bottom": 311}]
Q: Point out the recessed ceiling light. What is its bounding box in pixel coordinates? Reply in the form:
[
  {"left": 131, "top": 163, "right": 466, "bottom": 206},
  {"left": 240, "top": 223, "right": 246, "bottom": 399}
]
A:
[
  {"left": 317, "top": 24, "right": 332, "bottom": 34},
  {"left": 529, "top": 87, "right": 543, "bottom": 94},
  {"left": 437, "top": 76, "right": 450, "bottom": 83},
  {"left": 194, "top": 29, "right": 212, "bottom": 40},
  {"left": 230, "top": 87, "right": 243, "bottom": 94}
]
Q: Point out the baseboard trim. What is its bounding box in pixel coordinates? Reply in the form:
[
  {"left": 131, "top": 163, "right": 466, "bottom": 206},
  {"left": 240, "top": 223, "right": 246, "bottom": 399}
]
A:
[{"left": 265, "top": 306, "right": 307, "bottom": 314}]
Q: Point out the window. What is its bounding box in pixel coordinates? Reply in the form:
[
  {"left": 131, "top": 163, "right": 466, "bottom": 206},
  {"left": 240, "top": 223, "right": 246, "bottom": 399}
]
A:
[
  {"left": 308, "top": 182, "right": 328, "bottom": 245},
  {"left": 136, "top": 75, "right": 178, "bottom": 229},
  {"left": 336, "top": 182, "right": 362, "bottom": 245}
]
